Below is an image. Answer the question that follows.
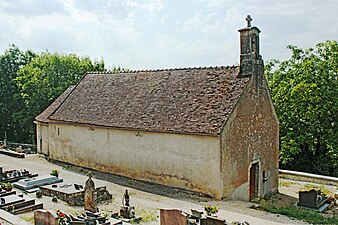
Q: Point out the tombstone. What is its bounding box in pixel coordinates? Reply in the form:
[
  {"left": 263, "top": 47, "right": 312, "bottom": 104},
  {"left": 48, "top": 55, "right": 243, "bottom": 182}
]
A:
[
  {"left": 200, "top": 216, "right": 226, "bottom": 225},
  {"left": 120, "top": 189, "right": 135, "bottom": 219},
  {"left": 52, "top": 195, "right": 58, "bottom": 202},
  {"left": 160, "top": 209, "right": 188, "bottom": 225},
  {"left": 84, "top": 172, "right": 97, "bottom": 212},
  {"left": 124, "top": 189, "right": 130, "bottom": 207},
  {"left": 191, "top": 209, "right": 203, "bottom": 219},
  {"left": 297, "top": 189, "right": 330, "bottom": 212},
  {"left": 36, "top": 191, "right": 42, "bottom": 198}
]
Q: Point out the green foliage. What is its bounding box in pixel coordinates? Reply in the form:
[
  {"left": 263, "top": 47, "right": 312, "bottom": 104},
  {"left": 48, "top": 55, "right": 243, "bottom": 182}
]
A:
[
  {"left": 15, "top": 52, "right": 105, "bottom": 142},
  {"left": 50, "top": 169, "right": 60, "bottom": 177},
  {"left": 204, "top": 205, "right": 218, "bottom": 215},
  {"left": 265, "top": 40, "right": 338, "bottom": 176},
  {"left": 0, "top": 182, "right": 14, "bottom": 189},
  {"left": 279, "top": 180, "right": 296, "bottom": 187},
  {"left": 0, "top": 45, "right": 108, "bottom": 143},
  {"left": 135, "top": 208, "right": 158, "bottom": 223},
  {"left": 0, "top": 45, "right": 36, "bottom": 142}
]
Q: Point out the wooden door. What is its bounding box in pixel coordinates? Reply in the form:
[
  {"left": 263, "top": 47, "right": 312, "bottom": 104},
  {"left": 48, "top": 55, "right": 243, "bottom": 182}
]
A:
[{"left": 249, "top": 162, "right": 259, "bottom": 201}]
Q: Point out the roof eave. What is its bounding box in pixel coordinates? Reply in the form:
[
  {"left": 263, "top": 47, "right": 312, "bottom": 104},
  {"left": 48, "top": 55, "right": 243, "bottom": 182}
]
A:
[{"left": 47, "top": 119, "right": 221, "bottom": 137}]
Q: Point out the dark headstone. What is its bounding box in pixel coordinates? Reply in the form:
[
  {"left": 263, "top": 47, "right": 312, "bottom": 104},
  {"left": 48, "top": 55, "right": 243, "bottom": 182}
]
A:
[
  {"left": 124, "top": 189, "right": 130, "bottom": 207},
  {"left": 200, "top": 216, "right": 226, "bottom": 225},
  {"left": 297, "top": 189, "right": 329, "bottom": 211},
  {"left": 52, "top": 195, "right": 58, "bottom": 202},
  {"left": 36, "top": 191, "right": 42, "bottom": 198}
]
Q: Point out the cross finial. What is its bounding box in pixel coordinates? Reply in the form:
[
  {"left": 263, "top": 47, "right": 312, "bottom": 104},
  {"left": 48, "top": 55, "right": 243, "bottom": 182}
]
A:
[{"left": 246, "top": 15, "right": 252, "bottom": 27}]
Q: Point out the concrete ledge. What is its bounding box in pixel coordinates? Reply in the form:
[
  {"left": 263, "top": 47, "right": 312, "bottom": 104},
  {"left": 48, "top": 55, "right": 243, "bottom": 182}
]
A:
[
  {"left": 0, "top": 209, "right": 32, "bottom": 225},
  {"left": 279, "top": 170, "right": 338, "bottom": 186}
]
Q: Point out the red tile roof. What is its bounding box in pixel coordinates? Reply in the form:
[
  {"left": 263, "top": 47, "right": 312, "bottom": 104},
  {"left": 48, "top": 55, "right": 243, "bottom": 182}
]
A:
[{"left": 46, "top": 66, "right": 250, "bottom": 135}]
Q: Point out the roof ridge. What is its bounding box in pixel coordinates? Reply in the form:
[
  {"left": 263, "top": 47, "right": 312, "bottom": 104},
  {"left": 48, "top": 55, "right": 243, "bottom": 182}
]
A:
[{"left": 86, "top": 65, "right": 239, "bottom": 75}]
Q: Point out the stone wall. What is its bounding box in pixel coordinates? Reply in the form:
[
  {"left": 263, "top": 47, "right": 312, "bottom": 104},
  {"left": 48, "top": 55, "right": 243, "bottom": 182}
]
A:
[{"left": 220, "top": 71, "right": 279, "bottom": 201}]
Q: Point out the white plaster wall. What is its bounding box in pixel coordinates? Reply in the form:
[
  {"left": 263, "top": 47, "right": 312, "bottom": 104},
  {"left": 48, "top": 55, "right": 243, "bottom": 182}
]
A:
[{"left": 48, "top": 123, "right": 222, "bottom": 198}]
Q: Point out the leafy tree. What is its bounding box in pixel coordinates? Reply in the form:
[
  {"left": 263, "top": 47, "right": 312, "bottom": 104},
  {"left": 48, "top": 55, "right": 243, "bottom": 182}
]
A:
[
  {"left": 265, "top": 41, "right": 338, "bottom": 176},
  {"left": 0, "top": 45, "right": 36, "bottom": 142},
  {"left": 15, "top": 52, "right": 105, "bottom": 143}
]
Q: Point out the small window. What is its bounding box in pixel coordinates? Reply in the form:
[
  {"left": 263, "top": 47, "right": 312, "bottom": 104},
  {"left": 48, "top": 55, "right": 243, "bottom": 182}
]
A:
[{"left": 57, "top": 128, "right": 60, "bottom": 135}]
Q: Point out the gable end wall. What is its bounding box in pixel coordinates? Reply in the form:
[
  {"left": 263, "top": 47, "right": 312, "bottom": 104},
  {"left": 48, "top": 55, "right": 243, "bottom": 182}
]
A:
[{"left": 220, "top": 67, "right": 279, "bottom": 201}]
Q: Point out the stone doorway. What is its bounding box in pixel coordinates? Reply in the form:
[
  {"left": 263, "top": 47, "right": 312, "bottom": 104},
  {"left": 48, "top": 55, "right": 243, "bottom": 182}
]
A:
[{"left": 249, "top": 162, "right": 259, "bottom": 201}]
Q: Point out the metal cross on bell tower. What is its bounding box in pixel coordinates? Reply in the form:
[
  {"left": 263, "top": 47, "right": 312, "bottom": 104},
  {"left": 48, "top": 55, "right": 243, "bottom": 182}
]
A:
[{"left": 246, "top": 15, "right": 252, "bottom": 27}]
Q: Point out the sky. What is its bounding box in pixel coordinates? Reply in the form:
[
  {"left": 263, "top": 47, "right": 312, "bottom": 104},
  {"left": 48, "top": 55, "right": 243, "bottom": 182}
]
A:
[{"left": 0, "top": 0, "right": 337, "bottom": 70}]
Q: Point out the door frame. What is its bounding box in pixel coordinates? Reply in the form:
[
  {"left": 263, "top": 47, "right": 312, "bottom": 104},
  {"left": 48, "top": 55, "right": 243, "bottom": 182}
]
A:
[{"left": 249, "top": 160, "right": 260, "bottom": 201}]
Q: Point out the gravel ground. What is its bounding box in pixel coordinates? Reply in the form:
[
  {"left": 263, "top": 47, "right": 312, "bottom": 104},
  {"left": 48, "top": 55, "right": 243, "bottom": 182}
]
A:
[{"left": 2, "top": 153, "right": 332, "bottom": 224}]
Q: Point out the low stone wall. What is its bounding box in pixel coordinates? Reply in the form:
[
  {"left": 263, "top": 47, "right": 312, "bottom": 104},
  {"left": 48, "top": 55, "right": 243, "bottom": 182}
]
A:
[{"left": 279, "top": 169, "right": 338, "bottom": 186}]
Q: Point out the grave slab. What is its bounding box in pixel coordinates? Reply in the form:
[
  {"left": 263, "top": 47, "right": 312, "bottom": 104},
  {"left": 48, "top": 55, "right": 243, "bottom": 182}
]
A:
[
  {"left": 13, "top": 175, "right": 63, "bottom": 191},
  {"left": 0, "top": 195, "right": 24, "bottom": 208},
  {"left": 40, "top": 183, "right": 112, "bottom": 206}
]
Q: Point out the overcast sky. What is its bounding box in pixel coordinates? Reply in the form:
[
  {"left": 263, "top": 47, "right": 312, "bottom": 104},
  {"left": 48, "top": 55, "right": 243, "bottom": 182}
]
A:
[{"left": 0, "top": 0, "right": 337, "bottom": 70}]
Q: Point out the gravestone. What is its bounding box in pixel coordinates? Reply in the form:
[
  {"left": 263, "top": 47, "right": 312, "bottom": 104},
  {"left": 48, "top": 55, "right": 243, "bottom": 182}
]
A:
[
  {"left": 160, "top": 209, "right": 188, "bottom": 225},
  {"left": 120, "top": 189, "right": 137, "bottom": 220},
  {"left": 297, "top": 189, "right": 329, "bottom": 212},
  {"left": 200, "top": 216, "right": 226, "bottom": 225},
  {"left": 84, "top": 172, "right": 97, "bottom": 212}
]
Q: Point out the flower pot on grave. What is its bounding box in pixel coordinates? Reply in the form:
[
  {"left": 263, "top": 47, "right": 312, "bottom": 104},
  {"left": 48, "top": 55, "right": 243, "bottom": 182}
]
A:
[{"left": 3, "top": 186, "right": 12, "bottom": 191}]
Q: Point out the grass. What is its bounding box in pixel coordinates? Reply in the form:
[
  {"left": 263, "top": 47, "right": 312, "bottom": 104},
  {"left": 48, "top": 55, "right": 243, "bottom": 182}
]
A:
[
  {"left": 279, "top": 180, "right": 296, "bottom": 187},
  {"left": 135, "top": 208, "right": 158, "bottom": 223},
  {"left": 21, "top": 215, "right": 34, "bottom": 224},
  {"left": 260, "top": 200, "right": 338, "bottom": 224}
]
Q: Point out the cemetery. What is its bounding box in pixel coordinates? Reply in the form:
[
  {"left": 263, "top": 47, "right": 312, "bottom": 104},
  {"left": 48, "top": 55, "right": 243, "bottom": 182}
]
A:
[
  {"left": 0, "top": 167, "right": 38, "bottom": 183},
  {"left": 0, "top": 146, "right": 337, "bottom": 224}
]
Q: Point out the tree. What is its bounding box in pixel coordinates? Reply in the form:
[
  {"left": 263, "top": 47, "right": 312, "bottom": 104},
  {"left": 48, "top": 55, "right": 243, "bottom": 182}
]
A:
[
  {"left": 0, "top": 45, "right": 36, "bottom": 142},
  {"left": 265, "top": 40, "right": 338, "bottom": 176},
  {"left": 15, "top": 52, "right": 105, "bottom": 143}
]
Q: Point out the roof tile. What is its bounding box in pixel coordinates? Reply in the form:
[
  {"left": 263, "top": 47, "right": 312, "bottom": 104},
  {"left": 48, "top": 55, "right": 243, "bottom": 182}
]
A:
[{"left": 48, "top": 66, "right": 249, "bottom": 135}]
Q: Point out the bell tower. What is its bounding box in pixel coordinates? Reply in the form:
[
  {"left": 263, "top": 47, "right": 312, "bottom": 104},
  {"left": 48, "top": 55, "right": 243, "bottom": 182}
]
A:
[{"left": 238, "top": 15, "right": 263, "bottom": 77}]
